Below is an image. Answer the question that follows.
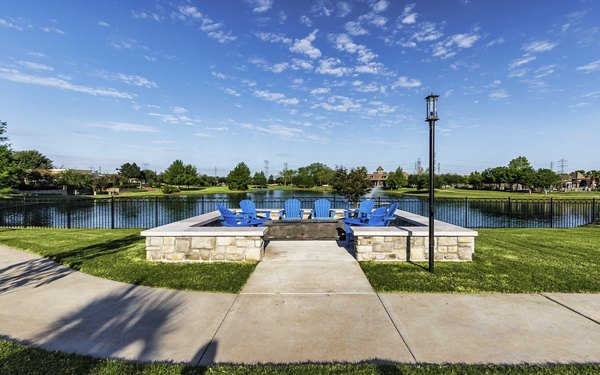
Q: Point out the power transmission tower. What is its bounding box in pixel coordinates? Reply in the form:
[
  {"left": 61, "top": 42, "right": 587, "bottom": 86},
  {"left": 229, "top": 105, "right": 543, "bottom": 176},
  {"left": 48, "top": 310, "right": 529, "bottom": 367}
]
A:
[
  {"left": 437, "top": 162, "right": 441, "bottom": 174},
  {"left": 214, "top": 167, "right": 217, "bottom": 177},
  {"left": 557, "top": 159, "right": 568, "bottom": 174},
  {"left": 264, "top": 160, "right": 270, "bottom": 176},
  {"left": 414, "top": 158, "right": 423, "bottom": 174},
  {"left": 283, "top": 162, "right": 288, "bottom": 171},
  {"left": 550, "top": 161, "right": 554, "bottom": 171}
]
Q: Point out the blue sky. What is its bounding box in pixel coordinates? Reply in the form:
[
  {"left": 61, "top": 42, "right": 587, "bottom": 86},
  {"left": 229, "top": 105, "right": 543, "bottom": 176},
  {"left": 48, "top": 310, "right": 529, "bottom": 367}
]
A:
[{"left": 1, "top": 0, "right": 599, "bottom": 176}]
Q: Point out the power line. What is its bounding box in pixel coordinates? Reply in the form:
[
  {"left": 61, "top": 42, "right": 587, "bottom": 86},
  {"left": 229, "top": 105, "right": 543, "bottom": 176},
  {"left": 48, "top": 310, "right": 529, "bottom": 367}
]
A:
[{"left": 558, "top": 159, "right": 568, "bottom": 174}]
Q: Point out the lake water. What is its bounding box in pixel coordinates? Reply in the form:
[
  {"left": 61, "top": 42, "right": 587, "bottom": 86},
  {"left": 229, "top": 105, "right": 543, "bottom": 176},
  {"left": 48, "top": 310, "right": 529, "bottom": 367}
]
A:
[{"left": 2, "top": 190, "right": 598, "bottom": 229}]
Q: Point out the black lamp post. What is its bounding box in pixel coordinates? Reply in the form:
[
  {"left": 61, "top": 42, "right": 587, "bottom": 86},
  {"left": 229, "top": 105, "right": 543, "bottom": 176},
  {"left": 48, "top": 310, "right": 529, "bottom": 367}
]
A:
[{"left": 425, "top": 94, "right": 439, "bottom": 273}]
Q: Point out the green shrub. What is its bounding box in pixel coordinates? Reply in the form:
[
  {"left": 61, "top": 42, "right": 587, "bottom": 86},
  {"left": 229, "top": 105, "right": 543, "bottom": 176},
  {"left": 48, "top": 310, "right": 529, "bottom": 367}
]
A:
[{"left": 161, "top": 185, "right": 178, "bottom": 194}]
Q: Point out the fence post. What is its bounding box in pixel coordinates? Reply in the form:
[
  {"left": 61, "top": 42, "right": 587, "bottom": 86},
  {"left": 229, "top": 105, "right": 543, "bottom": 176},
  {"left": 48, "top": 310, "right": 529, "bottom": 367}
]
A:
[
  {"left": 155, "top": 196, "right": 159, "bottom": 227},
  {"left": 201, "top": 195, "right": 205, "bottom": 215},
  {"left": 22, "top": 197, "right": 28, "bottom": 228},
  {"left": 592, "top": 198, "right": 596, "bottom": 224},
  {"left": 464, "top": 197, "right": 468, "bottom": 228},
  {"left": 377, "top": 196, "right": 381, "bottom": 207},
  {"left": 111, "top": 196, "right": 115, "bottom": 229},
  {"left": 333, "top": 195, "right": 336, "bottom": 209},
  {"left": 66, "top": 197, "right": 72, "bottom": 229},
  {"left": 550, "top": 198, "right": 554, "bottom": 228},
  {"left": 508, "top": 197, "right": 512, "bottom": 228}
]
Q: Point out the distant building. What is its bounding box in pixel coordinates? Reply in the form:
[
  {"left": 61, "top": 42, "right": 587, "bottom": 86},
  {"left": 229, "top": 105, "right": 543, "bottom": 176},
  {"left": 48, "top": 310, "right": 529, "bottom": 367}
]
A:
[
  {"left": 561, "top": 171, "right": 594, "bottom": 191},
  {"left": 368, "top": 166, "right": 390, "bottom": 187}
]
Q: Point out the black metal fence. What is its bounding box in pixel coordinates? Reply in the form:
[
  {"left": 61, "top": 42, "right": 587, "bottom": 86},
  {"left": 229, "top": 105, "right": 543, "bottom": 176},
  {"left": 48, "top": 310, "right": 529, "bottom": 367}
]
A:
[{"left": 0, "top": 196, "right": 598, "bottom": 229}]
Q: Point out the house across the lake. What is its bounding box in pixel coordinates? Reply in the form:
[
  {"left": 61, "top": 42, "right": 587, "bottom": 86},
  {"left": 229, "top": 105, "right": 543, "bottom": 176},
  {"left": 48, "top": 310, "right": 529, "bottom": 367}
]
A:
[{"left": 368, "top": 166, "right": 390, "bottom": 187}]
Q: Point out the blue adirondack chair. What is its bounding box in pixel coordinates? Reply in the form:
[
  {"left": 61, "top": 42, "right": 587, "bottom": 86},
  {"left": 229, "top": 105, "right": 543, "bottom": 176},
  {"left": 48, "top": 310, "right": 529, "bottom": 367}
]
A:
[
  {"left": 240, "top": 199, "right": 271, "bottom": 225},
  {"left": 384, "top": 202, "right": 399, "bottom": 225},
  {"left": 278, "top": 198, "right": 304, "bottom": 220},
  {"left": 345, "top": 199, "right": 375, "bottom": 219},
  {"left": 344, "top": 207, "right": 388, "bottom": 245},
  {"left": 216, "top": 204, "right": 262, "bottom": 227},
  {"left": 311, "top": 198, "right": 335, "bottom": 220}
]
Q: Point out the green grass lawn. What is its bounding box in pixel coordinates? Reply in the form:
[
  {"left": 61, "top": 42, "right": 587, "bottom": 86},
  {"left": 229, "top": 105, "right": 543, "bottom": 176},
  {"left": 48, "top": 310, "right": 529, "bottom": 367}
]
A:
[
  {"left": 362, "top": 228, "right": 600, "bottom": 293},
  {"left": 386, "top": 187, "right": 600, "bottom": 199},
  {"left": 1, "top": 339, "right": 598, "bottom": 375},
  {"left": 0, "top": 228, "right": 255, "bottom": 293}
]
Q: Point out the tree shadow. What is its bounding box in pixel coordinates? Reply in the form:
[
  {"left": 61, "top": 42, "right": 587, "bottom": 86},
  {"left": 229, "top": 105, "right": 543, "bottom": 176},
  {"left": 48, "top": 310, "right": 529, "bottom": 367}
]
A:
[
  {"left": 46, "top": 234, "right": 141, "bottom": 270},
  {"left": 0, "top": 257, "right": 73, "bottom": 294}
]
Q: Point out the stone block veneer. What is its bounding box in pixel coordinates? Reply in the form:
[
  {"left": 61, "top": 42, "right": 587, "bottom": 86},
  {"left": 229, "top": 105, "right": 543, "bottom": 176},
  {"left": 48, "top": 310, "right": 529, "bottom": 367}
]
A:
[
  {"left": 145, "top": 235, "right": 264, "bottom": 262},
  {"left": 354, "top": 235, "right": 474, "bottom": 262}
]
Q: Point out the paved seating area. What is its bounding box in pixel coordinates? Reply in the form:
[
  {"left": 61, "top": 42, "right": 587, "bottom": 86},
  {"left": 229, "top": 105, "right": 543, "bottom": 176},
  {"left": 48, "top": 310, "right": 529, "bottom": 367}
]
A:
[{"left": 1, "top": 244, "right": 599, "bottom": 365}]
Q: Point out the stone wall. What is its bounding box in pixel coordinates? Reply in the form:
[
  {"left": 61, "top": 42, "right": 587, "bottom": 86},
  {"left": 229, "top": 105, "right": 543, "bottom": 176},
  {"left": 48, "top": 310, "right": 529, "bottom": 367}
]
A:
[
  {"left": 355, "top": 235, "right": 474, "bottom": 262},
  {"left": 145, "top": 235, "right": 264, "bottom": 262}
]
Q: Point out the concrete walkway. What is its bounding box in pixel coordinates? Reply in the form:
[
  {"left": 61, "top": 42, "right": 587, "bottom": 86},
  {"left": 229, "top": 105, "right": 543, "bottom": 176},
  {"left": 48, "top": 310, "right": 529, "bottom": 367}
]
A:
[{"left": 1, "top": 243, "right": 600, "bottom": 365}]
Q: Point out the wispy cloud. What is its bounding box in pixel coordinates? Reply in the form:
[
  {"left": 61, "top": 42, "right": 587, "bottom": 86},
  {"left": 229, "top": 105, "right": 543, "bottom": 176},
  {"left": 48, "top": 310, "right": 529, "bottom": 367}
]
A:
[
  {"left": 254, "top": 90, "right": 299, "bottom": 105},
  {"left": 177, "top": 5, "right": 237, "bottom": 43},
  {"left": 194, "top": 132, "right": 216, "bottom": 138},
  {"left": 391, "top": 76, "right": 422, "bottom": 89},
  {"left": 401, "top": 4, "right": 417, "bottom": 24},
  {"left": 98, "top": 21, "right": 110, "bottom": 28},
  {"left": 315, "top": 58, "right": 350, "bottom": 76},
  {"left": 41, "top": 26, "right": 65, "bottom": 35},
  {"left": 300, "top": 15, "right": 313, "bottom": 27},
  {"left": 433, "top": 33, "right": 480, "bottom": 59},
  {"left": 289, "top": 30, "right": 322, "bottom": 59},
  {"left": 111, "top": 73, "right": 157, "bottom": 88},
  {"left": 132, "top": 11, "right": 162, "bottom": 22},
  {"left": 255, "top": 31, "right": 292, "bottom": 44},
  {"left": 522, "top": 40, "right": 556, "bottom": 53},
  {"left": 576, "top": 59, "right": 600, "bottom": 73},
  {"left": 88, "top": 121, "right": 158, "bottom": 133},
  {"left": 19, "top": 61, "right": 54, "bottom": 72},
  {"left": 310, "top": 87, "right": 330, "bottom": 95},
  {"left": 246, "top": 0, "right": 273, "bottom": 13},
  {"left": 489, "top": 89, "right": 509, "bottom": 100},
  {"left": 0, "top": 68, "right": 134, "bottom": 99},
  {"left": 313, "top": 95, "right": 361, "bottom": 112},
  {"left": 509, "top": 55, "right": 536, "bottom": 69},
  {"left": 0, "top": 18, "right": 25, "bottom": 31}
]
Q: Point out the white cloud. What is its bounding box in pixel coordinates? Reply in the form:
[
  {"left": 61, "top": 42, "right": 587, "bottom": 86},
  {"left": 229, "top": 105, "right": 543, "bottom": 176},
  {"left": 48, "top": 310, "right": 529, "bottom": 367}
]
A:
[
  {"left": 315, "top": 58, "right": 350, "bottom": 76},
  {"left": 314, "top": 95, "right": 361, "bottom": 112},
  {"left": 98, "top": 21, "right": 110, "bottom": 28},
  {"left": 411, "top": 22, "right": 443, "bottom": 42},
  {"left": 522, "top": 40, "right": 556, "bottom": 53},
  {"left": 243, "top": 123, "right": 304, "bottom": 140},
  {"left": 337, "top": 2, "right": 352, "bottom": 17},
  {"left": 19, "top": 61, "right": 54, "bottom": 72},
  {"left": 433, "top": 33, "right": 480, "bottom": 59},
  {"left": 89, "top": 121, "right": 158, "bottom": 133},
  {"left": 576, "top": 60, "right": 600, "bottom": 73},
  {"left": 391, "top": 76, "right": 421, "bottom": 89},
  {"left": 148, "top": 111, "right": 195, "bottom": 125},
  {"left": 289, "top": 30, "right": 322, "bottom": 59},
  {"left": 310, "top": 87, "right": 330, "bottom": 95},
  {"left": 345, "top": 21, "right": 368, "bottom": 36},
  {"left": 173, "top": 106, "right": 188, "bottom": 114},
  {"left": 509, "top": 56, "right": 536, "bottom": 69},
  {"left": 254, "top": 90, "right": 299, "bottom": 105},
  {"left": 211, "top": 71, "right": 228, "bottom": 79},
  {"left": 206, "top": 126, "right": 229, "bottom": 131},
  {"left": 489, "top": 89, "right": 509, "bottom": 100},
  {"left": 401, "top": 4, "right": 417, "bottom": 24},
  {"left": 194, "top": 132, "right": 216, "bottom": 138},
  {"left": 352, "top": 81, "right": 379, "bottom": 93},
  {"left": 269, "top": 63, "right": 288, "bottom": 73},
  {"left": 255, "top": 32, "right": 292, "bottom": 44},
  {"left": 0, "top": 18, "right": 24, "bottom": 31},
  {"left": 311, "top": 0, "right": 334, "bottom": 17},
  {"left": 0, "top": 68, "right": 134, "bottom": 99},
  {"left": 246, "top": 0, "right": 273, "bottom": 13},
  {"left": 42, "top": 26, "right": 65, "bottom": 35},
  {"left": 177, "top": 6, "right": 237, "bottom": 43},
  {"left": 224, "top": 88, "right": 241, "bottom": 96},
  {"left": 333, "top": 34, "right": 377, "bottom": 64},
  {"left": 132, "top": 11, "right": 162, "bottom": 22},
  {"left": 372, "top": 0, "right": 389, "bottom": 13},
  {"left": 354, "top": 62, "right": 386, "bottom": 75},
  {"left": 291, "top": 59, "right": 313, "bottom": 70},
  {"left": 113, "top": 73, "right": 157, "bottom": 88},
  {"left": 300, "top": 15, "right": 313, "bottom": 26}
]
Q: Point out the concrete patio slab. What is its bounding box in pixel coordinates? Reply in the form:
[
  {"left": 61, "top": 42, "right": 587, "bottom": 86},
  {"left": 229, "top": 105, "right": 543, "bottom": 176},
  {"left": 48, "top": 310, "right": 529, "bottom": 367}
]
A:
[
  {"left": 543, "top": 293, "right": 600, "bottom": 324},
  {"left": 200, "top": 293, "right": 414, "bottom": 365},
  {"left": 380, "top": 293, "right": 600, "bottom": 364},
  {"left": 264, "top": 241, "right": 355, "bottom": 262},
  {"left": 36, "top": 286, "right": 236, "bottom": 364}
]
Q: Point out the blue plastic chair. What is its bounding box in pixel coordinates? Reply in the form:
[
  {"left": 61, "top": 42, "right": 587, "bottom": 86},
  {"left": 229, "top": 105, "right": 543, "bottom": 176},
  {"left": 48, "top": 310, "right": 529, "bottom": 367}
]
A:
[
  {"left": 344, "top": 207, "right": 388, "bottom": 245},
  {"left": 278, "top": 199, "right": 304, "bottom": 220},
  {"left": 240, "top": 199, "right": 271, "bottom": 225},
  {"left": 345, "top": 199, "right": 375, "bottom": 220},
  {"left": 216, "top": 204, "right": 262, "bottom": 227},
  {"left": 384, "top": 202, "right": 399, "bottom": 225},
  {"left": 311, "top": 199, "right": 335, "bottom": 220}
]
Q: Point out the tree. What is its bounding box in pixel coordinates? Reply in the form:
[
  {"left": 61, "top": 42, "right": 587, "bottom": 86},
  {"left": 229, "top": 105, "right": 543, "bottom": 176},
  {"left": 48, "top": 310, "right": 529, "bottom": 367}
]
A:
[
  {"left": 182, "top": 164, "right": 201, "bottom": 187},
  {"left": 252, "top": 171, "right": 268, "bottom": 187},
  {"left": 267, "top": 174, "right": 275, "bottom": 184},
  {"left": 408, "top": 173, "right": 428, "bottom": 190},
  {"left": 227, "top": 162, "right": 251, "bottom": 190},
  {"left": 468, "top": 171, "right": 484, "bottom": 189},
  {"left": 533, "top": 168, "right": 561, "bottom": 193},
  {"left": 119, "top": 162, "right": 142, "bottom": 179},
  {"left": 0, "top": 121, "right": 20, "bottom": 191},
  {"left": 162, "top": 160, "right": 186, "bottom": 187},
  {"left": 386, "top": 167, "right": 408, "bottom": 189},
  {"left": 55, "top": 170, "right": 93, "bottom": 194},
  {"left": 508, "top": 156, "right": 535, "bottom": 189},
  {"left": 279, "top": 168, "right": 295, "bottom": 186},
  {"left": 587, "top": 170, "right": 600, "bottom": 190},
  {"left": 13, "top": 150, "right": 53, "bottom": 170},
  {"left": 304, "top": 162, "right": 334, "bottom": 186},
  {"left": 141, "top": 169, "right": 157, "bottom": 184},
  {"left": 293, "top": 167, "right": 315, "bottom": 188},
  {"left": 91, "top": 175, "right": 113, "bottom": 194},
  {"left": 331, "top": 166, "right": 371, "bottom": 207}
]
